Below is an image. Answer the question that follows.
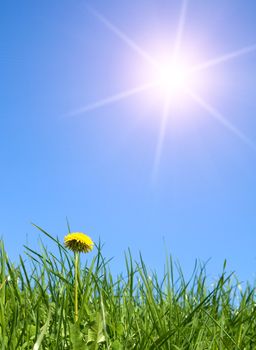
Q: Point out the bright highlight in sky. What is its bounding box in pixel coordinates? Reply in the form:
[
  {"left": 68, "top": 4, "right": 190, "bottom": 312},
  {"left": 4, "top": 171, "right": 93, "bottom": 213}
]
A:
[
  {"left": 154, "top": 57, "right": 192, "bottom": 97},
  {"left": 68, "top": 3, "right": 256, "bottom": 180}
]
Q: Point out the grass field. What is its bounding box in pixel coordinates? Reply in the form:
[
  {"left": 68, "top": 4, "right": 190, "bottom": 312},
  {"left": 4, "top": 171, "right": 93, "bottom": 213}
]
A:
[{"left": 1, "top": 225, "right": 256, "bottom": 349}]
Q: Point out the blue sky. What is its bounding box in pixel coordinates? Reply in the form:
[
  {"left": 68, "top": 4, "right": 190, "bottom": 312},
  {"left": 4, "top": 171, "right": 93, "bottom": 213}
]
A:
[{"left": 1, "top": 0, "right": 256, "bottom": 282}]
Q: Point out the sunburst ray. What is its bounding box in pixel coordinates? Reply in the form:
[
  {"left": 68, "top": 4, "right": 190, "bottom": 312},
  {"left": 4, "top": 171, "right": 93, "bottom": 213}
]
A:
[
  {"left": 152, "top": 0, "right": 189, "bottom": 182},
  {"left": 152, "top": 98, "right": 171, "bottom": 182},
  {"left": 173, "top": 0, "right": 189, "bottom": 58},
  {"left": 191, "top": 44, "right": 256, "bottom": 73},
  {"left": 187, "top": 89, "right": 256, "bottom": 150},
  {"left": 65, "top": 83, "right": 156, "bottom": 117},
  {"left": 86, "top": 5, "right": 157, "bottom": 67}
]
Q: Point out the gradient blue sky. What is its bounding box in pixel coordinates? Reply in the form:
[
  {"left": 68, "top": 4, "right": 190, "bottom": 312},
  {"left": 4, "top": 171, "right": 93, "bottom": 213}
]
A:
[{"left": 1, "top": 0, "right": 256, "bottom": 282}]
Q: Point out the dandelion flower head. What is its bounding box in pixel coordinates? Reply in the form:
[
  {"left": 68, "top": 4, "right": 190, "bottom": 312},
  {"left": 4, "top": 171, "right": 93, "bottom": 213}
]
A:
[{"left": 64, "top": 232, "right": 94, "bottom": 253}]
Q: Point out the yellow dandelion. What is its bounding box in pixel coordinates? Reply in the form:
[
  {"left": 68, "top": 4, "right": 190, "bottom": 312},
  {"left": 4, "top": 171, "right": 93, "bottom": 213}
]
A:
[
  {"left": 64, "top": 232, "right": 93, "bottom": 253},
  {"left": 64, "top": 232, "right": 94, "bottom": 322}
]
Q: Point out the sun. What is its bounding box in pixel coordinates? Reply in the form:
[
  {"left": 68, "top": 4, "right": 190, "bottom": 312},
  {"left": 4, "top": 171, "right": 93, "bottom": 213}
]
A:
[
  {"left": 158, "top": 61, "right": 189, "bottom": 94},
  {"left": 68, "top": 4, "right": 256, "bottom": 176},
  {"left": 153, "top": 55, "right": 194, "bottom": 98}
]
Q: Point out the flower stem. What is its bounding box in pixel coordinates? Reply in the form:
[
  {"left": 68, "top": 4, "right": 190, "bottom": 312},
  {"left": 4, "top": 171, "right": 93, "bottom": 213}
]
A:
[{"left": 74, "top": 252, "right": 79, "bottom": 322}]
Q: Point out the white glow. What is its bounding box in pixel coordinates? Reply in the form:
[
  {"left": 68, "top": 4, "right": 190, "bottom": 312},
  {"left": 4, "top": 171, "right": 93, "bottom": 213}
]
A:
[
  {"left": 150, "top": 53, "right": 197, "bottom": 99},
  {"left": 67, "top": 5, "right": 256, "bottom": 177},
  {"left": 159, "top": 62, "right": 188, "bottom": 93}
]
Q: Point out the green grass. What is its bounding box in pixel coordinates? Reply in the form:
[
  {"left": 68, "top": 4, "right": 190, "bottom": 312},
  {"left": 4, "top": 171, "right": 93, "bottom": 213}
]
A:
[{"left": 1, "top": 225, "right": 256, "bottom": 349}]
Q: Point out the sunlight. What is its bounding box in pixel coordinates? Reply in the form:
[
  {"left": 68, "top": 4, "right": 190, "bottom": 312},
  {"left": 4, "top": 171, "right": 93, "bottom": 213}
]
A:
[
  {"left": 152, "top": 98, "right": 170, "bottom": 182},
  {"left": 173, "top": 0, "right": 189, "bottom": 58},
  {"left": 191, "top": 43, "right": 256, "bottom": 73},
  {"left": 187, "top": 89, "right": 256, "bottom": 150},
  {"left": 65, "top": 83, "right": 155, "bottom": 117},
  {"left": 86, "top": 4, "right": 157, "bottom": 67},
  {"left": 153, "top": 56, "right": 193, "bottom": 98},
  {"left": 65, "top": 3, "right": 256, "bottom": 180}
]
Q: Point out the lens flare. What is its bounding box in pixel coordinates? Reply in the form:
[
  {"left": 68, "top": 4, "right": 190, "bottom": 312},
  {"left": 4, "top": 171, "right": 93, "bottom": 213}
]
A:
[
  {"left": 152, "top": 57, "right": 198, "bottom": 99},
  {"left": 155, "top": 59, "right": 191, "bottom": 96},
  {"left": 65, "top": 4, "right": 256, "bottom": 182}
]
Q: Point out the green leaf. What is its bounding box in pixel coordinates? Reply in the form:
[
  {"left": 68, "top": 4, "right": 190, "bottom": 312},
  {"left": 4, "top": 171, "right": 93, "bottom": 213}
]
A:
[
  {"left": 111, "top": 340, "right": 123, "bottom": 350},
  {"left": 70, "top": 323, "right": 87, "bottom": 350},
  {"left": 87, "top": 312, "right": 106, "bottom": 347},
  {"left": 32, "top": 308, "right": 51, "bottom": 350},
  {"left": 116, "top": 323, "right": 124, "bottom": 336}
]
